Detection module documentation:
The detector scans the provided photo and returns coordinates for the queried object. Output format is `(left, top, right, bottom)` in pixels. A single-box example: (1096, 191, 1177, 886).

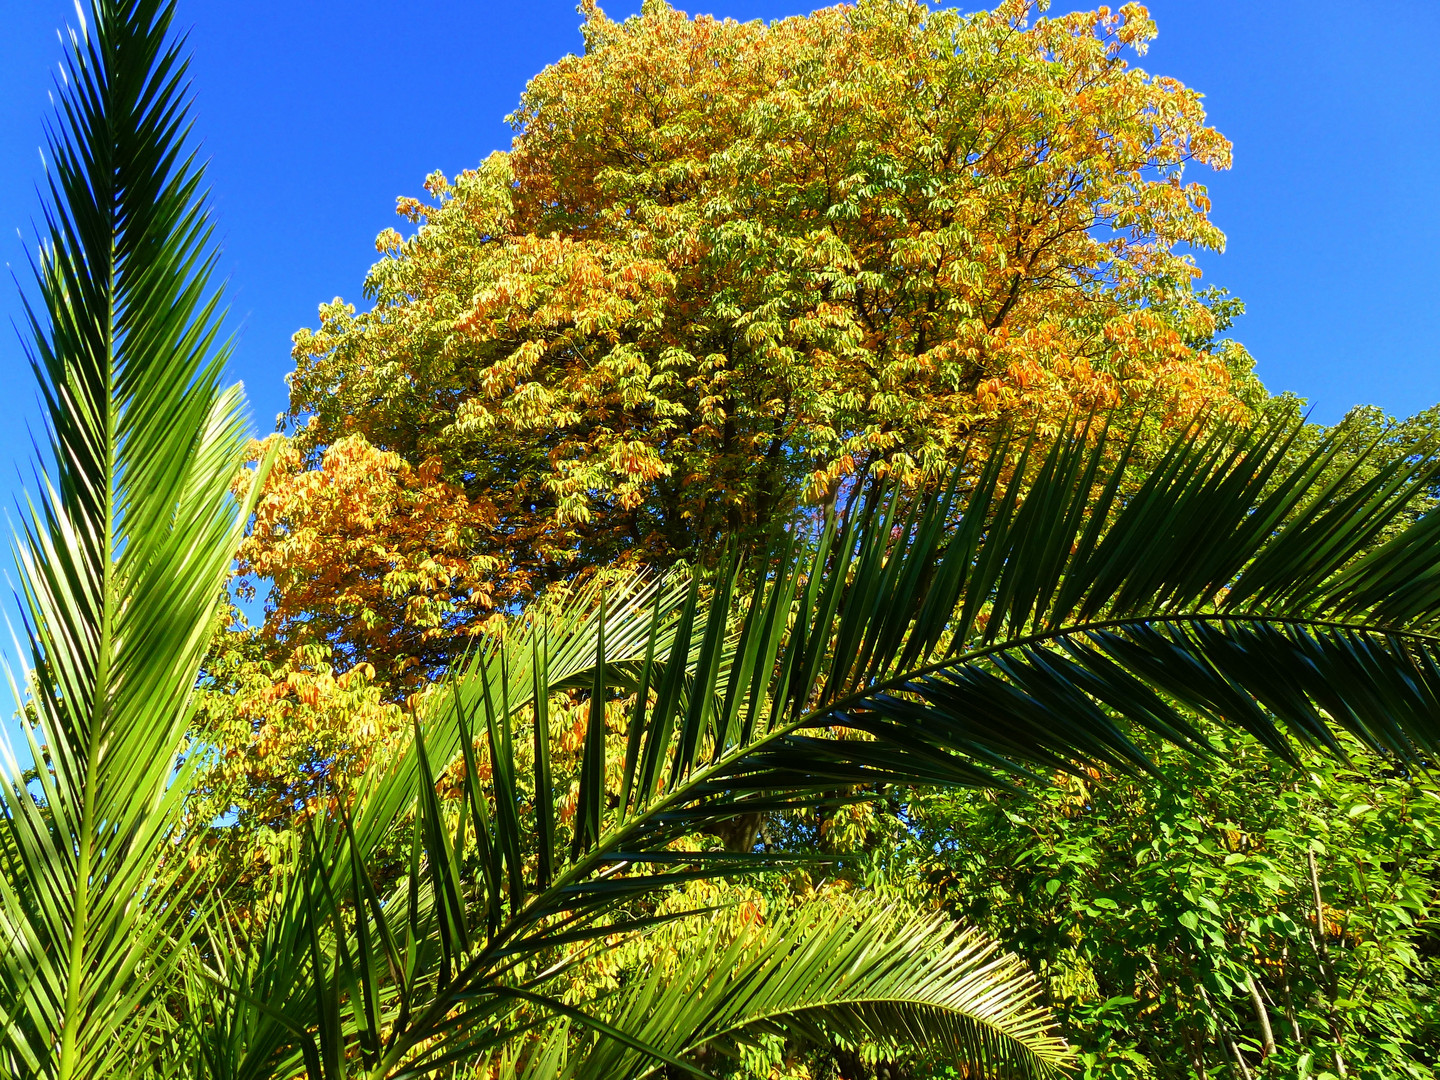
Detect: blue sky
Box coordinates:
(1, 0, 1437, 481)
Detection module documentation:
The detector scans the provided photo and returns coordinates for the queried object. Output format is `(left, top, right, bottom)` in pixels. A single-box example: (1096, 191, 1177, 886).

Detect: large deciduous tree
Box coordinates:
(238, 0, 1256, 706)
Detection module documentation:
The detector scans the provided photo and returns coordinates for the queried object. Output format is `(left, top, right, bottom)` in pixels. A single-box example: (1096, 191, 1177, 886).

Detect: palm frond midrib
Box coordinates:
(826, 609, 1440, 713)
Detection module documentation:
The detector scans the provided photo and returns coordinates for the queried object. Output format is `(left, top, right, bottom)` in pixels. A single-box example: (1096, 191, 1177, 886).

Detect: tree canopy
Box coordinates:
(247, 0, 1257, 699)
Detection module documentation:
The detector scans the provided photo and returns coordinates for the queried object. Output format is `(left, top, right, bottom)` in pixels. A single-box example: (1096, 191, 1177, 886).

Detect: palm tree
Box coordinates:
(0, 1, 272, 1076)
(8, 3, 1440, 1079)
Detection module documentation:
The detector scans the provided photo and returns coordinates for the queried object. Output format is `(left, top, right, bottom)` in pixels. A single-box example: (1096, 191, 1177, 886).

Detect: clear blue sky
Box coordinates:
(1, 0, 1437, 475)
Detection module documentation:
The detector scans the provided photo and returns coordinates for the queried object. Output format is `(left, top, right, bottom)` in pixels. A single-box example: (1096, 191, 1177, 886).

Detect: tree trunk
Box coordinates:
(1308, 849, 1349, 1078)
(709, 813, 764, 853)
(1245, 972, 1277, 1058)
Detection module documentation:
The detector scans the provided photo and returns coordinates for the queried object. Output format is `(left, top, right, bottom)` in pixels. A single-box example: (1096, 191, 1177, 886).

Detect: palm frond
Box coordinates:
(563, 904, 1067, 1080)
(347, 570, 693, 860)
(244, 410, 1440, 1078)
(0, 2, 266, 1076)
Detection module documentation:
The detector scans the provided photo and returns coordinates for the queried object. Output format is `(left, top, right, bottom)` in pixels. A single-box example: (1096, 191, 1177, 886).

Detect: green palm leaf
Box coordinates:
(0, 2, 267, 1077)
(562, 904, 1067, 1080)
(239, 410, 1440, 1078)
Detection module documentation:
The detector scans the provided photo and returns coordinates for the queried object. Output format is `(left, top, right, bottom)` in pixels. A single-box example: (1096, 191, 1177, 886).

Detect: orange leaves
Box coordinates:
(236, 433, 503, 690)
(374, 227, 403, 254)
(455, 233, 673, 345)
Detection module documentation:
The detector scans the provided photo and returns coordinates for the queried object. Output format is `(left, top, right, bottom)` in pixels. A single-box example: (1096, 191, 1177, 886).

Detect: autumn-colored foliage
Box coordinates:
(282, 0, 1251, 609)
(208, 0, 1260, 832)
(240, 435, 506, 682)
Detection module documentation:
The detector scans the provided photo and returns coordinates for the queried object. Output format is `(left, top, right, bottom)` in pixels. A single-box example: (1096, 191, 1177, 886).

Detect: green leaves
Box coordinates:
(906, 729, 1440, 1076)
(775, 411, 1440, 782)
(0, 2, 266, 1076)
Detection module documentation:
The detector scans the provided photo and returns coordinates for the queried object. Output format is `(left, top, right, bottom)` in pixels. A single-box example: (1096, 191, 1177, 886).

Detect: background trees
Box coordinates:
(907, 731, 1440, 1077)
